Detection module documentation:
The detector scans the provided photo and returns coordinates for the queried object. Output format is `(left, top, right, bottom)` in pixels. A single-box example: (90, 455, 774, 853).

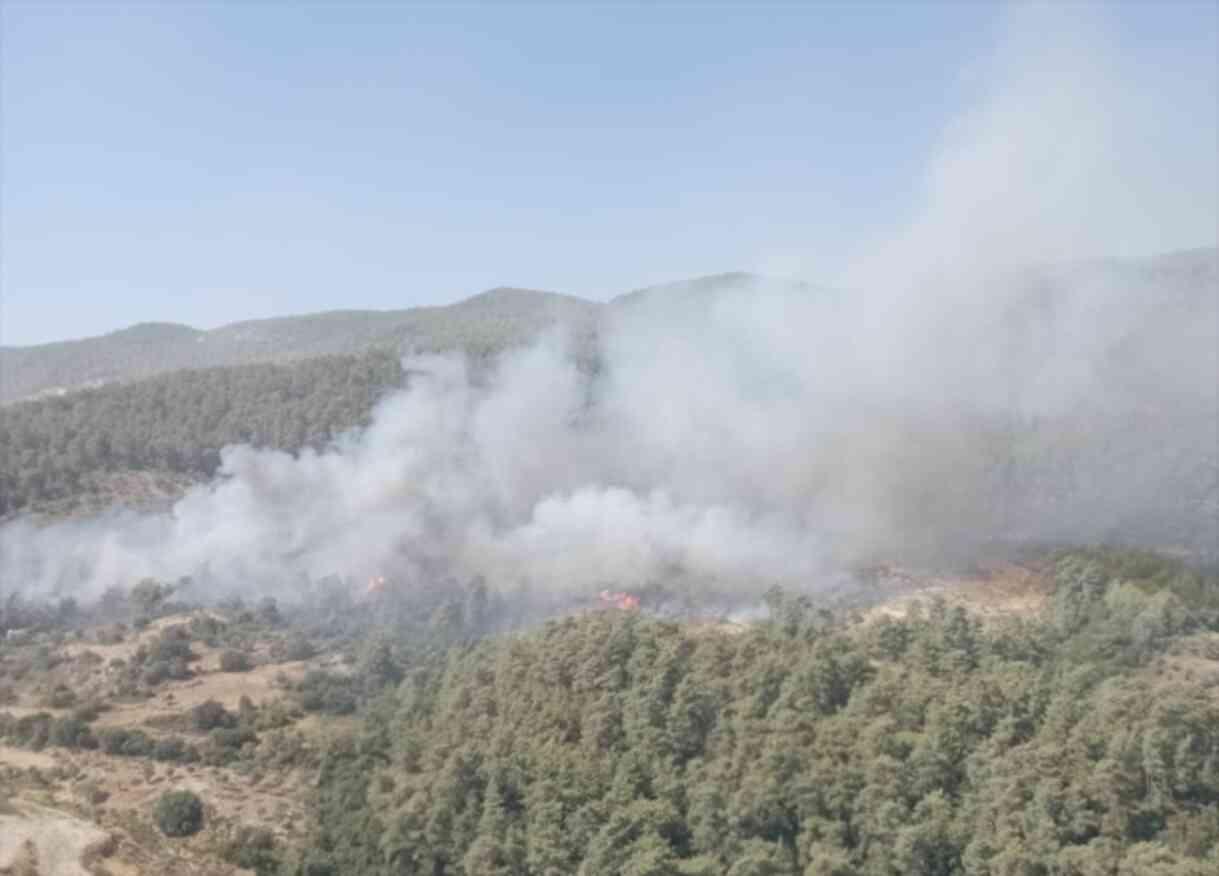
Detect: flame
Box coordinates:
(598, 589, 640, 611)
(366, 575, 388, 596)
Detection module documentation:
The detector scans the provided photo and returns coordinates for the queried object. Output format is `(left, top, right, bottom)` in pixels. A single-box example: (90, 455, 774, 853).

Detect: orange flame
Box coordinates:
(598, 590, 640, 611)
(366, 575, 388, 596)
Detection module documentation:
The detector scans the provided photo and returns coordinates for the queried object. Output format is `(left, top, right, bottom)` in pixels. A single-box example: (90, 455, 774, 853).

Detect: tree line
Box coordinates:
(0, 349, 403, 516)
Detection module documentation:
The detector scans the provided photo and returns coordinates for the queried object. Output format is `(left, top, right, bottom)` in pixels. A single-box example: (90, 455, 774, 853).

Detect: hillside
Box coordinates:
(6, 249, 1212, 407)
(2, 251, 1215, 558)
(0, 350, 404, 519)
(0, 287, 598, 404)
(0, 549, 1216, 874)
(299, 553, 1219, 876)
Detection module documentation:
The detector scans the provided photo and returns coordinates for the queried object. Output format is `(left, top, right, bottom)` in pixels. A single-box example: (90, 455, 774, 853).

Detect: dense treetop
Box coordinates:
(0, 349, 404, 517)
(282, 550, 1219, 875)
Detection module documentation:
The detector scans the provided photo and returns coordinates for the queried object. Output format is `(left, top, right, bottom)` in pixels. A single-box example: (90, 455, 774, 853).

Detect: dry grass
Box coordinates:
(0, 746, 58, 771)
(0, 801, 110, 876)
(861, 562, 1052, 624)
(0, 612, 327, 874)
(91, 659, 307, 732)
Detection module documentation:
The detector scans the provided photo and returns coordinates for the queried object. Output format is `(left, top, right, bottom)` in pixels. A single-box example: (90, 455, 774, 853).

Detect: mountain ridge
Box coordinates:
(2, 250, 1213, 404)
(0, 286, 601, 404)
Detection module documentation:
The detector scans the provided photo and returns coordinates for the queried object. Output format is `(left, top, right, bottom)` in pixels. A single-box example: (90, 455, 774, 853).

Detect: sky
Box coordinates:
(1, 1, 1215, 347)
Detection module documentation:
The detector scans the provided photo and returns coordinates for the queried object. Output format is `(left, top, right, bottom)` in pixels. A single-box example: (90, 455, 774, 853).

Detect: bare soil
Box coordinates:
(863, 561, 1052, 623)
(0, 801, 109, 876)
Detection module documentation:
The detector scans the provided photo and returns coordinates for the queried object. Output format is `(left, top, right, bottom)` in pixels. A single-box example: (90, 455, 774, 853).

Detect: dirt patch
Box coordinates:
(1153, 635, 1219, 701)
(864, 562, 1052, 624)
(685, 619, 749, 637)
(60, 612, 226, 665)
(0, 745, 58, 771)
(92, 660, 308, 731)
(2, 745, 309, 873)
(0, 801, 109, 876)
(0, 612, 330, 873)
(63, 749, 311, 842)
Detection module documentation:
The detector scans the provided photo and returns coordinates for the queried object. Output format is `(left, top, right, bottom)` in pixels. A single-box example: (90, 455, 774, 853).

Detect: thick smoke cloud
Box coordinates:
(1, 3, 1215, 603)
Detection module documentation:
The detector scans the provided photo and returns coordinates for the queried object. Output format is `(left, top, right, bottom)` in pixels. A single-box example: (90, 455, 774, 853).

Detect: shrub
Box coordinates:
(191, 699, 236, 731)
(49, 716, 96, 750)
(204, 726, 257, 766)
(142, 661, 170, 686)
(275, 636, 316, 662)
(298, 671, 357, 715)
(219, 650, 252, 673)
(154, 789, 204, 837)
(222, 827, 279, 876)
(77, 649, 104, 666)
(71, 702, 104, 723)
(13, 712, 52, 750)
(98, 727, 154, 757)
(152, 736, 197, 763)
(189, 615, 225, 644)
(41, 684, 77, 709)
(80, 782, 110, 806)
(149, 634, 193, 665)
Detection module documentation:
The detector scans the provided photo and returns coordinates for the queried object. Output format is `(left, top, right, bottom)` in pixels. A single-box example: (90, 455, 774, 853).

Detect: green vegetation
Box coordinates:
(0, 285, 595, 404)
(2, 547, 1215, 874)
(221, 826, 281, 876)
(154, 789, 205, 838)
(286, 551, 1219, 875)
(220, 648, 253, 672)
(0, 350, 403, 516)
(191, 699, 237, 732)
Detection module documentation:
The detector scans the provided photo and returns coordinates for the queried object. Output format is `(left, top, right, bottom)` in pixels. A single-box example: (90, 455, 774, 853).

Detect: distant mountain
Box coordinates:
(0, 287, 598, 404)
(3, 251, 1213, 404)
(610, 271, 771, 309)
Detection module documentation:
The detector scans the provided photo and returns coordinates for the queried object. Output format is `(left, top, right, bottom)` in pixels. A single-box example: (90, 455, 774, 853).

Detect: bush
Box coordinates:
(222, 827, 279, 876)
(98, 727, 154, 757)
(189, 615, 225, 644)
(149, 634, 193, 665)
(71, 701, 105, 723)
(298, 671, 357, 715)
(49, 716, 96, 750)
(13, 712, 52, 750)
(191, 699, 236, 731)
(219, 649, 252, 673)
(152, 736, 198, 763)
(42, 684, 77, 709)
(154, 789, 204, 837)
(80, 782, 110, 806)
(142, 661, 171, 686)
(267, 634, 317, 663)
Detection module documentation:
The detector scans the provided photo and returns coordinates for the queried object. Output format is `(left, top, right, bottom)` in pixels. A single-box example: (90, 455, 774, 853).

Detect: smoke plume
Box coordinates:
(1, 3, 1215, 604)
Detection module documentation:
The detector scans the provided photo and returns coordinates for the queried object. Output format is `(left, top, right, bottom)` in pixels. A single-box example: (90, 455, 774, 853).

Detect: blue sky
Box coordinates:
(2, 1, 1215, 346)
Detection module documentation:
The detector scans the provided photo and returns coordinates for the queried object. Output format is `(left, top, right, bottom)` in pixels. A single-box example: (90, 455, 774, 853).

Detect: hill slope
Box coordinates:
(7, 249, 1211, 405)
(0, 287, 598, 404)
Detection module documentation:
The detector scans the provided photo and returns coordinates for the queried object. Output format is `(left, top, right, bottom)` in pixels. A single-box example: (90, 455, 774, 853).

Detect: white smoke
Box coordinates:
(1, 3, 1215, 602)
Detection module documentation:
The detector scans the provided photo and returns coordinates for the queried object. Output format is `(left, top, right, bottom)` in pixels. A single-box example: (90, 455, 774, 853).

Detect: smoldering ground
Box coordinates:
(1, 3, 1215, 607)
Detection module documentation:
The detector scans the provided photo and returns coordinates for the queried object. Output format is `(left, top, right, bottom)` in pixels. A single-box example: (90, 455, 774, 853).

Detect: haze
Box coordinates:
(1, 1, 1216, 602)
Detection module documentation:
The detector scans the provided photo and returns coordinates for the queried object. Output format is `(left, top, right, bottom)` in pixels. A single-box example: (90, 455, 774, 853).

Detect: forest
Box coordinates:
(0, 349, 404, 517)
(2, 539, 1216, 874)
(270, 550, 1219, 876)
